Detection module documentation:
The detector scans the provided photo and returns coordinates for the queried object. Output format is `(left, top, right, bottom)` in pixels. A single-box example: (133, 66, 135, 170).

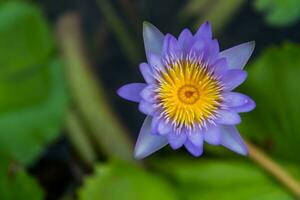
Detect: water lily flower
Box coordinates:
(118, 21, 255, 159)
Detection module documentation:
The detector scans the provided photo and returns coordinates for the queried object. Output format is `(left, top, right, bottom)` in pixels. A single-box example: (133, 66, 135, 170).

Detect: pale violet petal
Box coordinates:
(222, 92, 256, 113)
(219, 41, 255, 69)
(157, 119, 172, 135)
(143, 22, 165, 60)
(134, 116, 168, 159)
(148, 53, 165, 72)
(184, 140, 203, 157)
(139, 63, 155, 83)
(234, 98, 256, 113)
(178, 28, 193, 55)
(216, 110, 241, 125)
(221, 70, 247, 91)
(204, 125, 222, 145)
(117, 83, 146, 102)
(220, 125, 248, 155)
(187, 130, 204, 147)
(195, 21, 212, 39)
(140, 84, 156, 103)
(139, 100, 155, 115)
(168, 133, 187, 149)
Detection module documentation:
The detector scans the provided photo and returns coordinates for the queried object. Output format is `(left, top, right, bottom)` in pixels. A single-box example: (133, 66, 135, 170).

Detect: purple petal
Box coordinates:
(163, 34, 182, 58)
(157, 119, 172, 135)
(148, 53, 165, 72)
(139, 63, 155, 83)
(189, 38, 205, 56)
(187, 130, 204, 147)
(140, 85, 156, 103)
(168, 132, 187, 149)
(139, 100, 155, 115)
(143, 22, 165, 60)
(216, 110, 241, 125)
(134, 116, 168, 159)
(151, 113, 160, 134)
(222, 92, 255, 112)
(220, 125, 248, 155)
(212, 58, 228, 76)
(234, 98, 256, 113)
(184, 140, 203, 157)
(178, 28, 194, 55)
(195, 21, 212, 39)
(221, 70, 247, 91)
(204, 39, 219, 64)
(204, 125, 221, 145)
(219, 41, 255, 69)
(117, 83, 146, 102)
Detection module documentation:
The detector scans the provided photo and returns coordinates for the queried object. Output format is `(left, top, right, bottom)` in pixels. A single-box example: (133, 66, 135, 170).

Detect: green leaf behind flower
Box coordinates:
(0, 1, 68, 166)
(0, 59, 68, 165)
(0, 1, 54, 79)
(254, 0, 300, 26)
(239, 42, 300, 163)
(78, 160, 178, 200)
(151, 158, 294, 200)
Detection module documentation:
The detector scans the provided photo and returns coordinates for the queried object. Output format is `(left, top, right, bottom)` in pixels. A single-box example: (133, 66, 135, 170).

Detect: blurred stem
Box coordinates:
(56, 13, 135, 163)
(247, 141, 300, 198)
(65, 109, 97, 166)
(96, 0, 141, 65)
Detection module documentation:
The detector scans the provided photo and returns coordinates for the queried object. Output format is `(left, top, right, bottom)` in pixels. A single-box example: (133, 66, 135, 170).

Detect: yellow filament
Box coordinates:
(157, 60, 222, 128)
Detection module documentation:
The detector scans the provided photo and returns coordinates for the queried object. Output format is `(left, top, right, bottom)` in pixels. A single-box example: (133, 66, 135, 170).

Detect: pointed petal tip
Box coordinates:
(220, 41, 256, 70)
(133, 148, 147, 160)
(196, 21, 212, 39)
(203, 20, 211, 26)
(184, 140, 204, 157)
(143, 21, 164, 59)
(220, 125, 248, 156)
(246, 40, 255, 54)
(240, 147, 249, 156)
(143, 21, 162, 35)
(117, 83, 146, 102)
(143, 21, 152, 29)
(134, 117, 168, 159)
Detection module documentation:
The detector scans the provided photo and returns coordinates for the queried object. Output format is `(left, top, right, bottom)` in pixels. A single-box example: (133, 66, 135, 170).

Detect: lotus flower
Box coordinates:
(118, 21, 255, 159)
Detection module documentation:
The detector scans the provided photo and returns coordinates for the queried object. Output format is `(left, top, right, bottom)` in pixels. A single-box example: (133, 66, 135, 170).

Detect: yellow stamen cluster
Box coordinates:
(157, 59, 222, 129)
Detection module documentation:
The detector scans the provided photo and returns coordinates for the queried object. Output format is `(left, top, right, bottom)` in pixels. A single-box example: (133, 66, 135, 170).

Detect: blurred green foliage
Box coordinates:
(240, 43, 300, 163)
(0, 1, 53, 80)
(0, 59, 68, 165)
(0, 158, 44, 200)
(254, 0, 300, 26)
(78, 158, 296, 200)
(0, 1, 68, 166)
(78, 160, 177, 200)
(153, 158, 294, 200)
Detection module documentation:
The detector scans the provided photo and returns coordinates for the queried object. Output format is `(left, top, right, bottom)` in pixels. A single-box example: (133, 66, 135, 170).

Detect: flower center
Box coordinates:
(156, 59, 222, 129)
(178, 85, 199, 104)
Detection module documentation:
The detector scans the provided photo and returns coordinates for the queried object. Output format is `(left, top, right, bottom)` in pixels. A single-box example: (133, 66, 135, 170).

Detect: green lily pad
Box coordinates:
(0, 1, 68, 166)
(151, 158, 294, 200)
(0, 1, 54, 78)
(78, 160, 178, 200)
(0, 59, 68, 165)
